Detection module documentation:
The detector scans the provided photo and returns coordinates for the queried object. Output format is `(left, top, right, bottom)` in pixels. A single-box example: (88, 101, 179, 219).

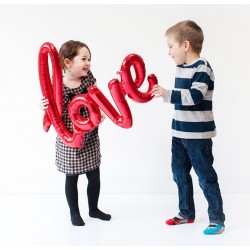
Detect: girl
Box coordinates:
(40, 40, 111, 226)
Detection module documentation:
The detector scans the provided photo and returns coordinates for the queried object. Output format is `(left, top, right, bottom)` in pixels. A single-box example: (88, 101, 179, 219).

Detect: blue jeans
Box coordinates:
(171, 137, 225, 226)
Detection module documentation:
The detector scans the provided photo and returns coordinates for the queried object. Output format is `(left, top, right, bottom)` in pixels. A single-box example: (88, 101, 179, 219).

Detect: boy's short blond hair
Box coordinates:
(165, 20, 204, 54)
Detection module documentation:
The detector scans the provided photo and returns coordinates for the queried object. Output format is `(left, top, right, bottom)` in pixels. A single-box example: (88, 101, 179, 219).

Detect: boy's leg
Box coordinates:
(168, 137, 195, 224)
(187, 139, 225, 233)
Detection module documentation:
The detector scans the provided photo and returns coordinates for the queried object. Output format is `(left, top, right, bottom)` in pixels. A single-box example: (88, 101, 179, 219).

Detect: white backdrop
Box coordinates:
(0, 4, 250, 195)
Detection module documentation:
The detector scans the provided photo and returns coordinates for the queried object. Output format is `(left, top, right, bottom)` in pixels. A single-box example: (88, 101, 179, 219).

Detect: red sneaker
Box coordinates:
(166, 216, 195, 225)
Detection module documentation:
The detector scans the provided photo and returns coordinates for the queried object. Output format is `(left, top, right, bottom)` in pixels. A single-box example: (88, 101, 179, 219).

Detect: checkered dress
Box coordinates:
(55, 71, 101, 175)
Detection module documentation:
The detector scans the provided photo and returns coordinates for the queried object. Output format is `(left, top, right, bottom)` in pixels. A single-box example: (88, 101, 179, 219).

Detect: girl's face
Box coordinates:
(167, 36, 187, 65)
(67, 47, 91, 77)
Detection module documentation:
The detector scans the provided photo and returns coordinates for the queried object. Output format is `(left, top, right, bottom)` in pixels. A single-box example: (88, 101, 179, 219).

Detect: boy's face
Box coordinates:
(167, 36, 187, 65)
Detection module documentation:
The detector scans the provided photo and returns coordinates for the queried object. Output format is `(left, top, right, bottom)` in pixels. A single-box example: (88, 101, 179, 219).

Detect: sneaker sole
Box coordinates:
(166, 219, 194, 225)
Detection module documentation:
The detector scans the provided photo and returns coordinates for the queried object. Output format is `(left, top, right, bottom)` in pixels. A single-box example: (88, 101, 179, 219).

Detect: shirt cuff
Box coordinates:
(163, 89, 172, 103)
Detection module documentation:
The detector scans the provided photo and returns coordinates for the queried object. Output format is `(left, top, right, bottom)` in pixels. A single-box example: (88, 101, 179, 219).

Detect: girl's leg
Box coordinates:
(65, 174, 85, 226)
(86, 168, 111, 221)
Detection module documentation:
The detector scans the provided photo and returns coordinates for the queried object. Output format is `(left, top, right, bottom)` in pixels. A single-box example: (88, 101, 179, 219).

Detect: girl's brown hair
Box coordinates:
(59, 40, 91, 72)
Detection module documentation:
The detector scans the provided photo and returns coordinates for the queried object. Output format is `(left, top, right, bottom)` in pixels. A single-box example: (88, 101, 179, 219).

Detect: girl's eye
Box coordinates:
(82, 58, 91, 62)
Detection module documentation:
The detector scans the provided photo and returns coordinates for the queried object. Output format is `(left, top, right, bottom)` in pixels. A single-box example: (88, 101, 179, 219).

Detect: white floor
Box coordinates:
(0, 193, 249, 248)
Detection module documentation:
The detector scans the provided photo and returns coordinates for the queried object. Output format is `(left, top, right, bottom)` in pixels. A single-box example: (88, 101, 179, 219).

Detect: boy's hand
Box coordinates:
(39, 97, 49, 111)
(150, 85, 166, 98)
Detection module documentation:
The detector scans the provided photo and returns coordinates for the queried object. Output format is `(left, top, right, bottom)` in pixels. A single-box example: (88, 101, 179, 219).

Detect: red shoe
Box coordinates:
(166, 216, 194, 225)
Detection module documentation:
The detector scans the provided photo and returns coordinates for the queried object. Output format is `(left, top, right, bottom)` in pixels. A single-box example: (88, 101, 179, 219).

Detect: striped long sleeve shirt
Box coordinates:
(163, 58, 216, 139)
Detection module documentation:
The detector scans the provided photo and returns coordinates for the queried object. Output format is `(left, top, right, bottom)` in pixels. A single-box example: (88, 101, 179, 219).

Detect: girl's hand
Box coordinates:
(39, 96, 49, 111)
(150, 85, 166, 98)
(100, 111, 106, 123)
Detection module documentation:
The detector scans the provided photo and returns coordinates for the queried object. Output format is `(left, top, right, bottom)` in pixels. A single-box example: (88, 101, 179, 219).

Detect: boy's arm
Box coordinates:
(151, 64, 210, 106)
(174, 64, 210, 106)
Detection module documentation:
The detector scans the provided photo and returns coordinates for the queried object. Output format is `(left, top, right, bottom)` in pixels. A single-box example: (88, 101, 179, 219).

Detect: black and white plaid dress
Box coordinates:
(55, 71, 101, 175)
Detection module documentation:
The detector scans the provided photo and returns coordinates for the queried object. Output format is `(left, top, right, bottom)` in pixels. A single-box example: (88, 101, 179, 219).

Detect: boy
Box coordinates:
(151, 20, 225, 235)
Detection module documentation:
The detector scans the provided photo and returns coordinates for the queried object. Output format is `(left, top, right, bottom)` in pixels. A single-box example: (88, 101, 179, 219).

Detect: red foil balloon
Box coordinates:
(38, 42, 158, 148)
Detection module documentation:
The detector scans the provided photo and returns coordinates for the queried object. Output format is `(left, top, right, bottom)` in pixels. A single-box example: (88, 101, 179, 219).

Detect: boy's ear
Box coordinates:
(184, 41, 191, 52)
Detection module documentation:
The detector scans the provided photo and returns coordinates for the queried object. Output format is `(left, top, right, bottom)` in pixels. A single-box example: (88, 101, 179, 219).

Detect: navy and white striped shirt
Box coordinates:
(163, 58, 216, 139)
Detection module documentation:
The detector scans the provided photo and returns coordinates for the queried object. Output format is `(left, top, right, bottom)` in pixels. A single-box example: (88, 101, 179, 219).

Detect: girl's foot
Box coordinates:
(71, 213, 85, 226)
(89, 209, 111, 221)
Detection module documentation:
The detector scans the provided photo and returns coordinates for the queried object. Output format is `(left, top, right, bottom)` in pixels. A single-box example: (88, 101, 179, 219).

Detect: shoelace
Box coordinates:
(207, 224, 217, 228)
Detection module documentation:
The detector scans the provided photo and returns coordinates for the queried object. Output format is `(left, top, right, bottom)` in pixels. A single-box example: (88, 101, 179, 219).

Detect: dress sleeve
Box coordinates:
(87, 70, 96, 85)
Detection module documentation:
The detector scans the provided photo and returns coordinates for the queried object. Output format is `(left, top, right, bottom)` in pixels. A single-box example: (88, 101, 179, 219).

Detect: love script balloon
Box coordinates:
(38, 42, 158, 148)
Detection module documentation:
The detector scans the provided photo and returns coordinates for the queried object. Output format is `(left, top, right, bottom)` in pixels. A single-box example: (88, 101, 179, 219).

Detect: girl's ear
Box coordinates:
(64, 58, 71, 69)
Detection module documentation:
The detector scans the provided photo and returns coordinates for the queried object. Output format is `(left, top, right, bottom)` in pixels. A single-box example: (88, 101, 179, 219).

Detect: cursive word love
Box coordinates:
(38, 42, 158, 148)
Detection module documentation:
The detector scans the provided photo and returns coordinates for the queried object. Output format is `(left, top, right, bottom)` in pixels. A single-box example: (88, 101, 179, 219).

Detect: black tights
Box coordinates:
(65, 167, 100, 216)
